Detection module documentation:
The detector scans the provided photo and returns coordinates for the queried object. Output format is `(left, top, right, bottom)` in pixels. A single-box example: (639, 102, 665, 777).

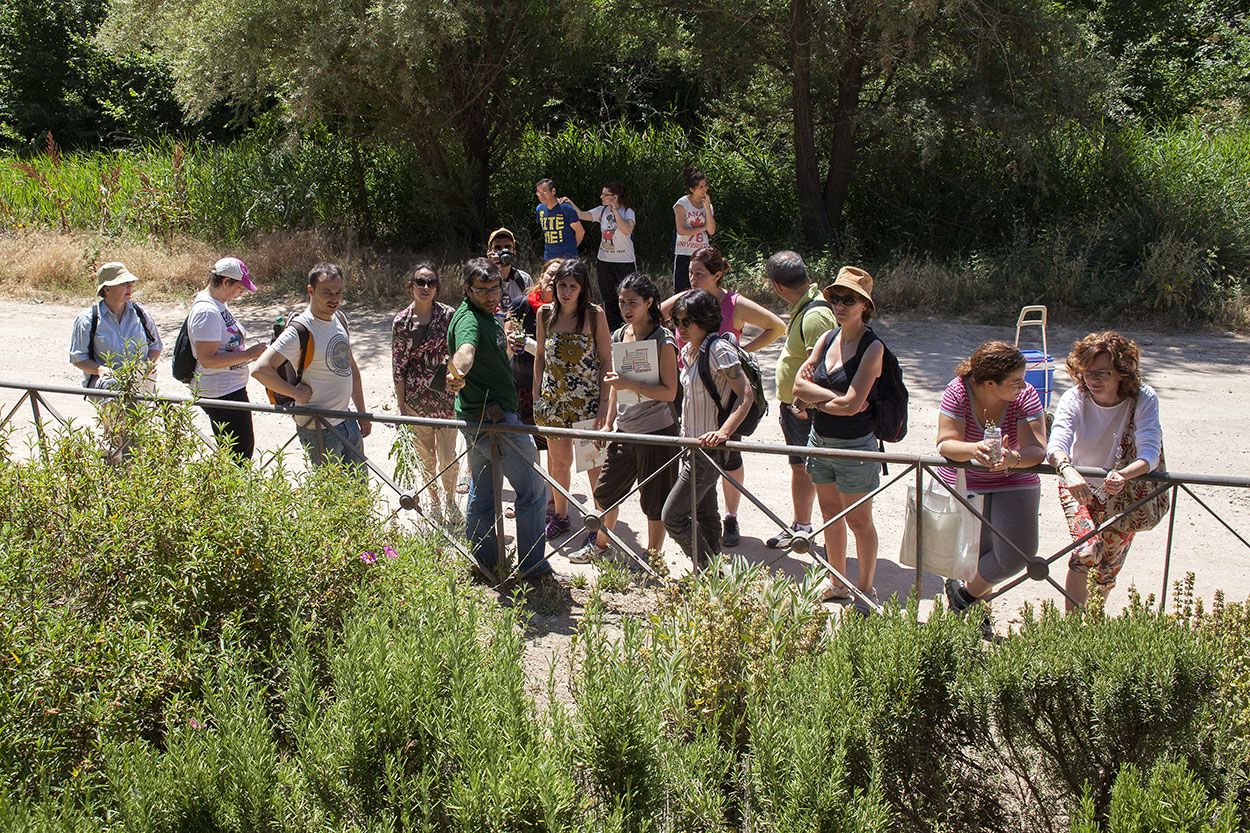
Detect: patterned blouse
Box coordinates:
(391, 301, 456, 419)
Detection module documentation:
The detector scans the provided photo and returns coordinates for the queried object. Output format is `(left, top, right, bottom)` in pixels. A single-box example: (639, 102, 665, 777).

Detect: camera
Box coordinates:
(496, 247, 514, 266)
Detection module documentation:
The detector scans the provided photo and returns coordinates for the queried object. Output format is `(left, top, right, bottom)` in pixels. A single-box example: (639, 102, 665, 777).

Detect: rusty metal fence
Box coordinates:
(3, 378, 1248, 612)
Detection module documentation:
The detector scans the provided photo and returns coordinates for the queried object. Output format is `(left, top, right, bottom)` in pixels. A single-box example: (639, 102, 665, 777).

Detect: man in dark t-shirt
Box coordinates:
(534, 177, 583, 260)
(447, 258, 551, 580)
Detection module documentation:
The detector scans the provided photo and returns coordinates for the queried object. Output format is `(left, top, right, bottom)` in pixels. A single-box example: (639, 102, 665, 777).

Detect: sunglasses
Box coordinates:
(828, 293, 861, 307)
(410, 278, 439, 289)
(672, 316, 696, 328)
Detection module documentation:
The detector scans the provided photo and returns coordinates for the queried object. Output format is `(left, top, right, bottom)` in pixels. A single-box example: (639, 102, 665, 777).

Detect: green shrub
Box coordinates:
(0, 387, 418, 794)
(1071, 760, 1241, 833)
(978, 601, 1220, 826)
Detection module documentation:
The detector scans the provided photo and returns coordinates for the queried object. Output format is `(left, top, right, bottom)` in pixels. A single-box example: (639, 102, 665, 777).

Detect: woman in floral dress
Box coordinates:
(533, 259, 612, 540)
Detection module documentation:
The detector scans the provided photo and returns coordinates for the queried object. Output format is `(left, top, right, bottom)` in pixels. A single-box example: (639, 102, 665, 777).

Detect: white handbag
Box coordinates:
(900, 468, 982, 581)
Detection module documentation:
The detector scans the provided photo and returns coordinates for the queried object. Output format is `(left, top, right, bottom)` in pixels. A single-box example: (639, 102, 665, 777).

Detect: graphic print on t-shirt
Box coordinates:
(220, 308, 246, 369)
(325, 333, 351, 377)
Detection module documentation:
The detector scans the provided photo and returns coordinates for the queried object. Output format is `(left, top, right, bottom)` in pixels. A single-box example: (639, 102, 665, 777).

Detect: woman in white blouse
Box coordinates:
(1047, 331, 1163, 611)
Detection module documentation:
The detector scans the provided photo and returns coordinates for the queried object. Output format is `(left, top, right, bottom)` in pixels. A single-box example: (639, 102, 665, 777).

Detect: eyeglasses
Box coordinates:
(469, 283, 502, 296)
(1083, 370, 1121, 381)
(672, 316, 695, 328)
(410, 278, 438, 289)
(828, 294, 861, 307)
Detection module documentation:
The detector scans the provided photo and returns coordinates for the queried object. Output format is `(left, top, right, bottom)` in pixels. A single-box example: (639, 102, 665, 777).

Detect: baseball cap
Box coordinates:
(211, 257, 257, 292)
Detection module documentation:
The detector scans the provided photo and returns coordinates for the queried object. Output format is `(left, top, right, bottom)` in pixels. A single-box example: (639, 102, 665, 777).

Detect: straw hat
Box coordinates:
(822, 265, 874, 308)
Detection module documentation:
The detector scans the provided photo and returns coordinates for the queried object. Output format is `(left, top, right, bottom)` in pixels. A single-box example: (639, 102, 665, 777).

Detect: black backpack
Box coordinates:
(171, 302, 227, 385)
(696, 333, 768, 437)
(867, 328, 908, 443)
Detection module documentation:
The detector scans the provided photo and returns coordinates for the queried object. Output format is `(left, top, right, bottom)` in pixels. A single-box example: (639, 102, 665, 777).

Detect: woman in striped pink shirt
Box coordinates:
(936, 342, 1048, 622)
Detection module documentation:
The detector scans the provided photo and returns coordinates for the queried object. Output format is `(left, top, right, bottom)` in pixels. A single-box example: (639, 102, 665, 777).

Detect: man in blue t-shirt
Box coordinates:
(534, 178, 584, 260)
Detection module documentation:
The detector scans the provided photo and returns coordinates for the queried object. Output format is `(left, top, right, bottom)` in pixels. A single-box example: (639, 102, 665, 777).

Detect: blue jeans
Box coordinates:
(461, 411, 551, 577)
(297, 419, 365, 475)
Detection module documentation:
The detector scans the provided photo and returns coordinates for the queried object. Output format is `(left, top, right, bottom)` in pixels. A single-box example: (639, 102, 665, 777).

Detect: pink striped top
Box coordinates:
(937, 376, 1045, 492)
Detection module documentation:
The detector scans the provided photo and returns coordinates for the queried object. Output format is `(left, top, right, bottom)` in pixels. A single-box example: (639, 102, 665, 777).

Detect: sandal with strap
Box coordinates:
(818, 578, 853, 603)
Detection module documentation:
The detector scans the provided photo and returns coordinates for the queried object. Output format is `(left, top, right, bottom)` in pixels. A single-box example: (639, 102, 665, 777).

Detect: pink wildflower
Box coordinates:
(383, 545, 399, 560)
(360, 551, 378, 565)
(188, 717, 205, 730)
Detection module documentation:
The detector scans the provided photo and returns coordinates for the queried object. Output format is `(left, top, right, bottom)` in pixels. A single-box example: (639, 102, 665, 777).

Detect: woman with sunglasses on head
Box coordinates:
(937, 341, 1048, 626)
(660, 245, 784, 547)
(1047, 331, 1163, 612)
(559, 183, 636, 332)
(392, 261, 459, 517)
(791, 267, 884, 602)
(533, 258, 613, 541)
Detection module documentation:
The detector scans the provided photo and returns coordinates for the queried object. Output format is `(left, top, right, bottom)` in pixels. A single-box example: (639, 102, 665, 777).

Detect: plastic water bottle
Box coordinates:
(272, 314, 286, 341)
(983, 422, 1003, 466)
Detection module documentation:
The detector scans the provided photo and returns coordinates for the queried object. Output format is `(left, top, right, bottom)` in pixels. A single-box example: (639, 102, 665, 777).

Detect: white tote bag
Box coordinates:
(900, 468, 982, 581)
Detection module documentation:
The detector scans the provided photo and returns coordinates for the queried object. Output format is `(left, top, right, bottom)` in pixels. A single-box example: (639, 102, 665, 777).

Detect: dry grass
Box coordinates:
(0, 229, 460, 307)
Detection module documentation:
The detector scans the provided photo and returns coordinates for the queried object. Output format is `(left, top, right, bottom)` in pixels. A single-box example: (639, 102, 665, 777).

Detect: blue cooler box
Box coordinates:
(1021, 349, 1054, 409)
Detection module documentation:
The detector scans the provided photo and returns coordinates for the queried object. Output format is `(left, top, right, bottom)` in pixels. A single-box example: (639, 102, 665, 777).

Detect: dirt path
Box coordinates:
(3, 296, 1248, 646)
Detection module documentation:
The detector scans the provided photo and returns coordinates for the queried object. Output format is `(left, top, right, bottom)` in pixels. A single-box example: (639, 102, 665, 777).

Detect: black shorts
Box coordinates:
(780, 404, 815, 465)
(593, 424, 681, 520)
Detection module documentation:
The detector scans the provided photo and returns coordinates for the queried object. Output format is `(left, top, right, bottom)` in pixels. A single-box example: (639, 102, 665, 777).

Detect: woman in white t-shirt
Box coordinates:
(1047, 331, 1164, 612)
(560, 182, 636, 332)
(672, 166, 716, 294)
(188, 257, 267, 460)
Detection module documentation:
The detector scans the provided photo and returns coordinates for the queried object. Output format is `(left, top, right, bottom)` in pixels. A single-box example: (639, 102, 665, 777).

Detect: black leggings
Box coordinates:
(596, 259, 634, 332)
(201, 386, 256, 461)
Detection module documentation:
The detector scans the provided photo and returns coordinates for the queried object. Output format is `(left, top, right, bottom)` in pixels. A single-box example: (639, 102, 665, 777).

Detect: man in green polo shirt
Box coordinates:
(768, 250, 836, 549)
(447, 258, 551, 580)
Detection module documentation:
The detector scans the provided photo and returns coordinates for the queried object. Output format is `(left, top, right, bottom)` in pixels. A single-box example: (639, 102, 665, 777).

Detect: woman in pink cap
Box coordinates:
(187, 257, 267, 460)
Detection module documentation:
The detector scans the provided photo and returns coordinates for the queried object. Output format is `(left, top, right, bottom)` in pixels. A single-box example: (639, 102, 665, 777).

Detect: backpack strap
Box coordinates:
(291, 321, 313, 385)
(696, 334, 733, 421)
(88, 305, 99, 364)
(133, 303, 157, 346)
(789, 297, 831, 339)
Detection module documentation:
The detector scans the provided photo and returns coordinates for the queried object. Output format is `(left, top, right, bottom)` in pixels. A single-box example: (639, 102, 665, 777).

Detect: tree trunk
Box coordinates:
(822, 17, 866, 233)
(790, 0, 836, 248)
(348, 139, 375, 242)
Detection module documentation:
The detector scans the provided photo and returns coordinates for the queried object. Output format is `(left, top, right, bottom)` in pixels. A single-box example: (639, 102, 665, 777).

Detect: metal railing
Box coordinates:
(2, 378, 1248, 612)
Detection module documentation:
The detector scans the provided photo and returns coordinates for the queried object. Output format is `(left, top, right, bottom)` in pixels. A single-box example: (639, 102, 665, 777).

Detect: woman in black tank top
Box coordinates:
(792, 267, 885, 604)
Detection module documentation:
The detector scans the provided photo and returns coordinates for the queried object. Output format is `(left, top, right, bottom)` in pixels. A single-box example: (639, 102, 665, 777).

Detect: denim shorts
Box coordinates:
(804, 431, 880, 494)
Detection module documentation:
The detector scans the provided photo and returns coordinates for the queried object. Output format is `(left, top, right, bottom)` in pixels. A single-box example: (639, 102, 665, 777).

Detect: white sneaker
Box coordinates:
(568, 541, 606, 565)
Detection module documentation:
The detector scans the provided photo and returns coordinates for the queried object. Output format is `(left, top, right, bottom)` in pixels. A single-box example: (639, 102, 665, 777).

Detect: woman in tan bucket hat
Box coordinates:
(792, 266, 884, 604)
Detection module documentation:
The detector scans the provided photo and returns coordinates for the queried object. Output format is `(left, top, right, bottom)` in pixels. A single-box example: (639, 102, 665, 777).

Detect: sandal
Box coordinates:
(818, 578, 853, 603)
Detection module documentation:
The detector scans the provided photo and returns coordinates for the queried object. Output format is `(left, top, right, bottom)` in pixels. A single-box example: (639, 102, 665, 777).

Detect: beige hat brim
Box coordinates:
(96, 270, 138, 296)
(822, 278, 874, 307)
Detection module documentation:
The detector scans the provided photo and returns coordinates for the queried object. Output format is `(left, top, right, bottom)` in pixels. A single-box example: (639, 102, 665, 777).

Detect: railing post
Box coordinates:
(914, 463, 924, 601)
(29, 391, 50, 465)
(1160, 483, 1180, 611)
(489, 429, 508, 578)
(313, 417, 326, 462)
(690, 448, 698, 570)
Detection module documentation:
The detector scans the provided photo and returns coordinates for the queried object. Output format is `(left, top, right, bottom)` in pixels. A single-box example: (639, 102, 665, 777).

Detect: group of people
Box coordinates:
(68, 175, 1165, 611)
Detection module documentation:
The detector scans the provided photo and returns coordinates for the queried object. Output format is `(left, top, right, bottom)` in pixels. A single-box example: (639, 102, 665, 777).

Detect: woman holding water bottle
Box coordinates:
(1047, 331, 1163, 611)
(935, 341, 1048, 627)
